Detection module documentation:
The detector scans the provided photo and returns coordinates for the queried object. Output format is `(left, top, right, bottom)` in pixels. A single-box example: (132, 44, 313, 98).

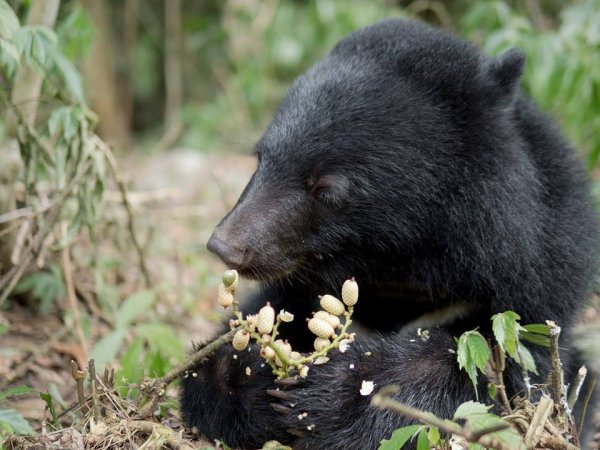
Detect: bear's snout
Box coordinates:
(206, 231, 246, 269)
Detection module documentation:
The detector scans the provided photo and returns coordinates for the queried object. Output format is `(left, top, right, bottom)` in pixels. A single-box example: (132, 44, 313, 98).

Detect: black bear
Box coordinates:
(181, 18, 599, 449)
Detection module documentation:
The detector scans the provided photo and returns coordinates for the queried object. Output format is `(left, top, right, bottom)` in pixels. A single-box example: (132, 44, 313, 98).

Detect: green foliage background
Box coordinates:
(1, 0, 599, 444)
(166, 0, 600, 171)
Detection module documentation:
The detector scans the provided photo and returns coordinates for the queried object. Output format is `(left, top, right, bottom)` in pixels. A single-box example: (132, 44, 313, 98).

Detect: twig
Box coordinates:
(371, 385, 512, 450)
(137, 326, 240, 418)
(95, 137, 151, 288)
(88, 359, 100, 421)
(0, 159, 93, 305)
(123, 420, 195, 450)
(492, 345, 513, 414)
(567, 365, 587, 410)
(0, 256, 31, 305)
(0, 218, 23, 240)
(35, 231, 54, 268)
(539, 434, 580, 450)
(10, 219, 30, 264)
(70, 360, 88, 414)
(0, 206, 34, 224)
(547, 320, 565, 408)
(62, 222, 89, 359)
(524, 395, 553, 448)
(577, 372, 596, 437)
(74, 277, 113, 327)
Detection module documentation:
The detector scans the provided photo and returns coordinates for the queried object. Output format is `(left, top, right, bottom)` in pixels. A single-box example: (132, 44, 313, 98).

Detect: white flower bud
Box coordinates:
(260, 346, 276, 360)
(308, 318, 335, 338)
(341, 279, 359, 306)
(320, 294, 345, 316)
(217, 283, 234, 307)
(313, 337, 330, 352)
(232, 329, 250, 351)
(257, 304, 275, 334)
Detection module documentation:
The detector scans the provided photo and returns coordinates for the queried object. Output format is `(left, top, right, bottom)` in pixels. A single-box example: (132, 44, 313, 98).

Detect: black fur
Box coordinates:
(181, 19, 599, 449)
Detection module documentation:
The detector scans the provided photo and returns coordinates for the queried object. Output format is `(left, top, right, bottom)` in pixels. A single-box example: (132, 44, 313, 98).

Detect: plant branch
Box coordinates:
(0, 157, 93, 305)
(95, 137, 151, 287)
(371, 385, 512, 450)
(567, 365, 587, 410)
(61, 222, 89, 359)
(137, 326, 241, 418)
(547, 320, 565, 408)
(524, 395, 553, 448)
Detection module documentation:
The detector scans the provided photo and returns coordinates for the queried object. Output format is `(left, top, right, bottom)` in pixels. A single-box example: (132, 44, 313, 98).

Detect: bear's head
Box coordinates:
(207, 19, 527, 291)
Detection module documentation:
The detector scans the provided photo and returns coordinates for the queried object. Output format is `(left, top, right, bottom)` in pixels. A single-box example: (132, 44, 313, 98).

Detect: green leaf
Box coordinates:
(492, 311, 520, 359)
(453, 401, 491, 419)
(466, 332, 490, 372)
(39, 392, 57, 423)
(521, 324, 550, 335)
(465, 413, 525, 449)
(117, 336, 146, 397)
(90, 329, 127, 371)
(519, 324, 550, 347)
(488, 383, 497, 401)
(136, 323, 184, 363)
(14, 267, 65, 314)
(53, 50, 85, 102)
(427, 426, 440, 445)
(0, 0, 19, 41)
(116, 290, 157, 329)
(48, 106, 79, 141)
(47, 384, 66, 409)
(456, 330, 490, 399)
(519, 330, 550, 347)
(0, 386, 36, 402)
(0, 38, 19, 64)
(378, 425, 422, 450)
(467, 444, 486, 450)
(517, 343, 538, 375)
(0, 409, 34, 435)
(14, 26, 57, 69)
(416, 428, 429, 450)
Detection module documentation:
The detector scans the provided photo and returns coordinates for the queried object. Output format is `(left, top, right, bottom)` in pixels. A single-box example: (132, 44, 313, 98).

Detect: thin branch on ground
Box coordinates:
(567, 365, 587, 410)
(137, 326, 240, 418)
(577, 372, 596, 437)
(524, 395, 554, 448)
(62, 222, 89, 359)
(95, 136, 152, 288)
(371, 385, 512, 450)
(0, 158, 93, 305)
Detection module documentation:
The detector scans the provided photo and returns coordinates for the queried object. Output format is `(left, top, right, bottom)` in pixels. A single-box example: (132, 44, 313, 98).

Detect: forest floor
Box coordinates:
(1, 149, 257, 449)
(1, 149, 600, 449)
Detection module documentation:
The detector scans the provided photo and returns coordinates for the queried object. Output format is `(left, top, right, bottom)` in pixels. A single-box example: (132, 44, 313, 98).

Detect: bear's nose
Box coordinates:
(207, 233, 245, 268)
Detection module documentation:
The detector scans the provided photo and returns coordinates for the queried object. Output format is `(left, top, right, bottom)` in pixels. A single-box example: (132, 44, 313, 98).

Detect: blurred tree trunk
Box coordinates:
(1, 0, 61, 274)
(154, 0, 183, 152)
(82, 0, 133, 150)
(122, 0, 139, 128)
(164, 0, 182, 123)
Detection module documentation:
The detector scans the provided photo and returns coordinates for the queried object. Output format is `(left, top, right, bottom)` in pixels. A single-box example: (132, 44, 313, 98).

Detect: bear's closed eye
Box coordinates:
(309, 174, 349, 207)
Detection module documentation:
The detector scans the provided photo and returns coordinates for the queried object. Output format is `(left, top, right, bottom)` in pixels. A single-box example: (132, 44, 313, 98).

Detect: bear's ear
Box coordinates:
(481, 48, 525, 100)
